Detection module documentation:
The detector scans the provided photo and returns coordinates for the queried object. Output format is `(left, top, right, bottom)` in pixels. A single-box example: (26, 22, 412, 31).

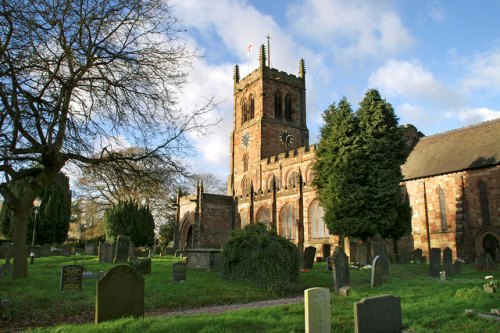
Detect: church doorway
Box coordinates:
(483, 234, 499, 261)
(185, 225, 193, 250)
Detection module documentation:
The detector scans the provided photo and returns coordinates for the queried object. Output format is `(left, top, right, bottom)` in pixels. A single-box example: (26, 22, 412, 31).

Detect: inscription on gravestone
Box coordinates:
(60, 265, 83, 291)
(304, 287, 330, 333)
(95, 265, 144, 323)
(429, 248, 441, 278)
(332, 247, 350, 293)
(303, 246, 316, 270)
(173, 262, 187, 282)
(354, 295, 402, 333)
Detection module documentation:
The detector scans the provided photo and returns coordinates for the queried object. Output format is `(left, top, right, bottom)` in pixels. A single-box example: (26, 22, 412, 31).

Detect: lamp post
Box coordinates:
(30, 197, 42, 265)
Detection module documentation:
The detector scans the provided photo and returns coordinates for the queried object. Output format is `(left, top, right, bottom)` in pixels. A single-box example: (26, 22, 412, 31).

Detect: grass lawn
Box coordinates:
(1, 255, 499, 332)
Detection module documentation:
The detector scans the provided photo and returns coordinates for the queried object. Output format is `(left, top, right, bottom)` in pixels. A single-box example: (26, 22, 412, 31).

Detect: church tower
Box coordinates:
(229, 45, 309, 197)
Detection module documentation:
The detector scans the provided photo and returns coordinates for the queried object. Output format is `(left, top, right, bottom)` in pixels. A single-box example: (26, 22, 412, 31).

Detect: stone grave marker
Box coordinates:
(304, 287, 330, 333)
(443, 247, 454, 275)
(354, 295, 402, 333)
(326, 257, 332, 271)
(40, 244, 51, 257)
(303, 246, 316, 270)
(61, 244, 71, 256)
(414, 248, 423, 264)
(495, 248, 500, 263)
(51, 248, 61, 256)
(128, 242, 136, 258)
(173, 262, 187, 282)
(453, 260, 462, 274)
(113, 235, 130, 263)
(371, 255, 384, 287)
(85, 243, 95, 255)
(60, 265, 83, 291)
(331, 247, 350, 293)
(485, 254, 495, 270)
(357, 243, 368, 266)
(129, 258, 151, 275)
(98, 242, 114, 264)
(95, 265, 144, 323)
(429, 248, 441, 278)
(475, 252, 487, 271)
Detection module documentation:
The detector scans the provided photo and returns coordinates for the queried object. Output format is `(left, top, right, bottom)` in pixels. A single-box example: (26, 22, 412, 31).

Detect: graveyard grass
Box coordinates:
(1, 257, 498, 333)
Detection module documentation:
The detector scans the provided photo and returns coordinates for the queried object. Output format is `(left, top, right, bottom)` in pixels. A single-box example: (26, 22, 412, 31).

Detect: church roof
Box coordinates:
(402, 118, 500, 180)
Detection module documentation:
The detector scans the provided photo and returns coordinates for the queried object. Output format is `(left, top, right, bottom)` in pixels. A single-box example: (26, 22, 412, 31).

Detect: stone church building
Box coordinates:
(175, 45, 499, 263)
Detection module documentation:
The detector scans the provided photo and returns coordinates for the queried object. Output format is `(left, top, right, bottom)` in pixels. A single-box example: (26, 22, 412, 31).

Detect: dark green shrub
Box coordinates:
(103, 201, 154, 246)
(221, 223, 300, 295)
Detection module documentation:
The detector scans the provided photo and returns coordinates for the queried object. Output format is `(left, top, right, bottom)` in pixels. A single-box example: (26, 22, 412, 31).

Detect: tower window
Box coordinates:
(243, 153, 249, 172)
(249, 94, 255, 119)
(285, 95, 292, 121)
(242, 99, 248, 124)
(274, 92, 282, 119)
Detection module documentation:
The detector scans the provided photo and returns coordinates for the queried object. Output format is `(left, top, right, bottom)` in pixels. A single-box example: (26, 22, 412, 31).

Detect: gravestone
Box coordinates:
(357, 243, 368, 266)
(98, 242, 114, 264)
(113, 235, 130, 263)
(61, 244, 71, 256)
(429, 248, 441, 278)
(128, 242, 136, 258)
(371, 255, 384, 287)
(443, 247, 454, 275)
(414, 248, 423, 264)
(303, 246, 316, 270)
(95, 265, 144, 323)
(85, 243, 94, 255)
(398, 254, 410, 264)
(173, 262, 187, 282)
(51, 248, 61, 256)
(495, 248, 500, 263)
(129, 258, 151, 275)
(453, 260, 462, 274)
(60, 265, 83, 291)
(485, 254, 495, 270)
(40, 244, 51, 257)
(475, 252, 487, 271)
(331, 247, 350, 293)
(349, 241, 358, 263)
(326, 257, 332, 271)
(304, 287, 330, 333)
(354, 295, 402, 333)
(372, 241, 389, 274)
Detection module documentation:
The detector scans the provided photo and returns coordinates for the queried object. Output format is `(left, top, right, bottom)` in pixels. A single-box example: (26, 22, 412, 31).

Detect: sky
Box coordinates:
(170, 0, 500, 180)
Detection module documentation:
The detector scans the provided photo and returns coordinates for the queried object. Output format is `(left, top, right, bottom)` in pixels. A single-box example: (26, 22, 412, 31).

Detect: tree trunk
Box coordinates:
(393, 238, 399, 264)
(12, 209, 29, 278)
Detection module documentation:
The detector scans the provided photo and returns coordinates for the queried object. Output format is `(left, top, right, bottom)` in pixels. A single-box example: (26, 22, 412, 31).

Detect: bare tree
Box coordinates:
(0, 0, 217, 278)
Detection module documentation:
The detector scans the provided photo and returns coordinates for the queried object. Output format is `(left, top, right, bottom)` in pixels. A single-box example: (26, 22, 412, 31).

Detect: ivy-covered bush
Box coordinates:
(221, 223, 300, 295)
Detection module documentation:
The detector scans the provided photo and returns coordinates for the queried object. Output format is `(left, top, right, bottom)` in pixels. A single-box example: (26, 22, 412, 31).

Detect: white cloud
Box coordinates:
(427, 0, 447, 23)
(462, 49, 500, 93)
(369, 59, 463, 107)
(287, 0, 415, 59)
(446, 107, 500, 124)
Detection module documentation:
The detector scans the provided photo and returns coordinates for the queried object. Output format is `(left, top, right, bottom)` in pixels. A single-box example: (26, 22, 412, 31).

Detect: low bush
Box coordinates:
(221, 223, 300, 295)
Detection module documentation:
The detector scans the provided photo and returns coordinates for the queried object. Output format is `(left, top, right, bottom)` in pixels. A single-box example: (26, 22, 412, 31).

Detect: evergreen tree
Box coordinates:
(104, 201, 155, 246)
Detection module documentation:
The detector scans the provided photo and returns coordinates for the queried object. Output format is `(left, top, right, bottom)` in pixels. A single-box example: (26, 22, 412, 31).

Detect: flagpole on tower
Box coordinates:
(267, 32, 271, 68)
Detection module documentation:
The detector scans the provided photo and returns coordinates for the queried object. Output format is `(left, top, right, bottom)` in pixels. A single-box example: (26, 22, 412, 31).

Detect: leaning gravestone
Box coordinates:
(304, 287, 330, 333)
(371, 255, 384, 287)
(303, 246, 316, 270)
(173, 262, 187, 282)
(113, 236, 130, 263)
(429, 248, 441, 278)
(357, 243, 368, 266)
(60, 265, 83, 291)
(414, 248, 423, 264)
(443, 247, 454, 275)
(98, 242, 114, 264)
(354, 295, 402, 333)
(331, 247, 350, 293)
(95, 265, 144, 323)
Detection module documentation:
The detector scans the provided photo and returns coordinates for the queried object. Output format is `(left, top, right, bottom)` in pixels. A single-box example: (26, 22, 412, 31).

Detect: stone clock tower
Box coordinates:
(229, 45, 309, 197)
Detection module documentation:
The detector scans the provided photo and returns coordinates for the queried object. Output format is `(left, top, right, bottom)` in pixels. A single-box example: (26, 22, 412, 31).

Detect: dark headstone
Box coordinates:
(173, 262, 187, 282)
(33, 245, 42, 258)
(95, 265, 144, 323)
(128, 242, 136, 258)
(443, 247, 454, 275)
(51, 248, 61, 256)
(398, 254, 410, 264)
(40, 244, 51, 257)
(475, 252, 487, 271)
(129, 258, 151, 275)
(326, 257, 332, 271)
(349, 241, 358, 263)
(495, 248, 500, 263)
(354, 295, 402, 333)
(164, 247, 175, 256)
(85, 243, 94, 255)
(429, 248, 441, 278)
(114, 235, 130, 263)
(414, 248, 423, 264)
(371, 255, 384, 287)
(61, 244, 71, 256)
(485, 254, 495, 270)
(98, 242, 114, 264)
(60, 265, 83, 291)
(453, 260, 462, 274)
(357, 243, 368, 266)
(332, 247, 350, 293)
(303, 246, 316, 270)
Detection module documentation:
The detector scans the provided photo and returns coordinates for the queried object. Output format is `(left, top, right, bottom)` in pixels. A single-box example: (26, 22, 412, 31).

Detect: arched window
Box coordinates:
(241, 176, 251, 197)
(242, 99, 248, 124)
(249, 94, 255, 119)
(480, 180, 491, 226)
(285, 95, 292, 121)
(274, 92, 282, 119)
(310, 200, 329, 239)
(256, 207, 271, 229)
(288, 171, 299, 188)
(280, 204, 297, 240)
(242, 153, 249, 172)
(438, 186, 448, 231)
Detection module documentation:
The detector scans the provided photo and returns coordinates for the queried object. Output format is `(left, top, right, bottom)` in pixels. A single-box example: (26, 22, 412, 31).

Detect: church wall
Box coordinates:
(199, 194, 236, 248)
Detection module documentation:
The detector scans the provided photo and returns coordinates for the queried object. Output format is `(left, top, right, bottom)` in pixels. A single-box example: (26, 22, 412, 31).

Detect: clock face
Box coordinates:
(241, 132, 251, 148)
(279, 129, 293, 146)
